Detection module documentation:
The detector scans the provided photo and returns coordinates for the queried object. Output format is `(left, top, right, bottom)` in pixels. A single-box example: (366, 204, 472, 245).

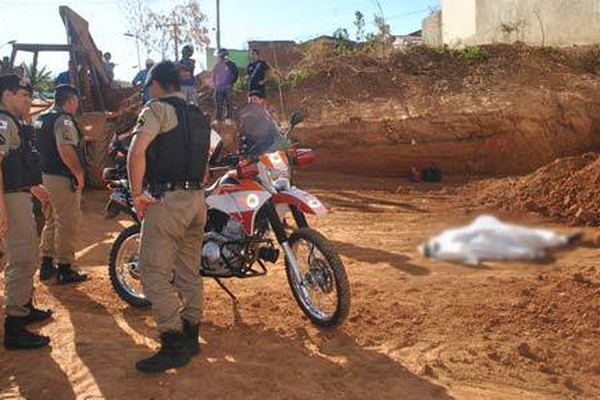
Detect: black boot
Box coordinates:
(56, 264, 88, 285)
(182, 319, 200, 356)
(4, 316, 50, 350)
(136, 331, 191, 373)
(40, 257, 56, 281)
(22, 300, 53, 325)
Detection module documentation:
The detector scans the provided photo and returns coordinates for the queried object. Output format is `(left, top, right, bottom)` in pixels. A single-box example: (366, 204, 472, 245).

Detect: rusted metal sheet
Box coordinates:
(59, 6, 110, 86)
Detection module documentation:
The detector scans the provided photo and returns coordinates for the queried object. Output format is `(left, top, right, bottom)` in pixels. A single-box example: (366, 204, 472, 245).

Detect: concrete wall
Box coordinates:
(424, 0, 600, 47)
(474, 0, 600, 46)
(422, 11, 443, 46)
(442, 0, 477, 45)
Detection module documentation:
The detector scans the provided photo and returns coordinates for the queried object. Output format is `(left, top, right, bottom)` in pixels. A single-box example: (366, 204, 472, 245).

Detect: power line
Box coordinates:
(288, 6, 433, 42)
(387, 7, 435, 21)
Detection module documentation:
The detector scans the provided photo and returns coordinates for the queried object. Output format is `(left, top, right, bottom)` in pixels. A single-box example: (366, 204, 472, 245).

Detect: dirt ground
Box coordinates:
(1, 169, 598, 400)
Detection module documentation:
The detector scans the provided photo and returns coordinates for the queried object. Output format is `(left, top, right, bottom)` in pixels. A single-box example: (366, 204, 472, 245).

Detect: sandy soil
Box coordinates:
(0, 170, 598, 400)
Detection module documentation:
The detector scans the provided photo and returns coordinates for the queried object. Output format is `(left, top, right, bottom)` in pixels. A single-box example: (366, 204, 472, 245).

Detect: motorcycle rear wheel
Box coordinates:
(284, 228, 350, 328)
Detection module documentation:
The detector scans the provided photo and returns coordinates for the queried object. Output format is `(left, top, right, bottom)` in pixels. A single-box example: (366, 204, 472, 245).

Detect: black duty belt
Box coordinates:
(4, 187, 31, 194)
(147, 181, 203, 194)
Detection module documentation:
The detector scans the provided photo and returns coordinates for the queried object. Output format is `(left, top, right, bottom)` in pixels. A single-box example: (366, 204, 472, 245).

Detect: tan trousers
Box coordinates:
(4, 192, 39, 317)
(139, 190, 206, 333)
(40, 174, 82, 264)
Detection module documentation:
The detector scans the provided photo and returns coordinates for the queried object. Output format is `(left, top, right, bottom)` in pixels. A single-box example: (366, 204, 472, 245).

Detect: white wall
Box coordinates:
(425, 0, 600, 47)
(423, 11, 443, 46)
(441, 0, 477, 45)
(475, 0, 600, 46)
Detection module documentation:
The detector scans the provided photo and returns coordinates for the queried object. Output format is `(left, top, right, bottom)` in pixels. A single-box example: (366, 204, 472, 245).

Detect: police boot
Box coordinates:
(56, 263, 88, 285)
(182, 319, 200, 356)
(22, 300, 53, 325)
(3, 316, 50, 350)
(40, 257, 57, 281)
(136, 331, 191, 373)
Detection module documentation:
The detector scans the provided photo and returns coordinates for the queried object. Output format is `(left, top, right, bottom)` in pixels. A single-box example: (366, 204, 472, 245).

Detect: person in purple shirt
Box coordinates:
(178, 45, 197, 105)
(211, 48, 238, 123)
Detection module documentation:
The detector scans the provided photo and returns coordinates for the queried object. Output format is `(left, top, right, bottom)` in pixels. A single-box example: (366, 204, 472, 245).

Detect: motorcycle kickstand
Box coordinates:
(213, 277, 237, 301)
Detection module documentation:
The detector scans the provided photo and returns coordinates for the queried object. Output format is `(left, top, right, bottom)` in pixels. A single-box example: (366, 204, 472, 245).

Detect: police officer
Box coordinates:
(128, 61, 210, 373)
(0, 74, 53, 349)
(35, 85, 87, 284)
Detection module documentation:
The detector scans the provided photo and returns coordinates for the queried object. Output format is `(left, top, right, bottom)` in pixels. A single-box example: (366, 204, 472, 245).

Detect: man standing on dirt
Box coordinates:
(0, 74, 53, 350)
(178, 45, 198, 105)
(127, 61, 211, 373)
(211, 48, 238, 123)
(132, 58, 155, 104)
(35, 85, 88, 285)
(246, 48, 270, 100)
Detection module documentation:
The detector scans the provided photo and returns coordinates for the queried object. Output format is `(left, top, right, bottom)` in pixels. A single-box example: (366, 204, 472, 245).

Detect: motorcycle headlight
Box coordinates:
(268, 164, 290, 183)
(273, 178, 291, 191)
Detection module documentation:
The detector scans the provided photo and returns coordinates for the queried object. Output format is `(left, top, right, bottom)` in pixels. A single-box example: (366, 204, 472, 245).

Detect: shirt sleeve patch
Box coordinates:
(0, 120, 7, 131)
(63, 129, 75, 142)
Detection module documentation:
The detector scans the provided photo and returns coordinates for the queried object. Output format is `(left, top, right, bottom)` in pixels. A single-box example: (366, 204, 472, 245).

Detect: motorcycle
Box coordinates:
(103, 113, 350, 328)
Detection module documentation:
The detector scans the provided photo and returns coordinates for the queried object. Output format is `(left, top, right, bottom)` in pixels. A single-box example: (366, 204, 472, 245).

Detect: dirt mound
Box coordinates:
(479, 152, 600, 225)
(264, 44, 600, 177)
(406, 261, 600, 398)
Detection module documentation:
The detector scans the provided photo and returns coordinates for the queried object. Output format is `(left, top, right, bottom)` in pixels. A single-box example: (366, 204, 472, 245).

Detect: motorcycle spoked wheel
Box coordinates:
(108, 224, 151, 308)
(284, 228, 350, 328)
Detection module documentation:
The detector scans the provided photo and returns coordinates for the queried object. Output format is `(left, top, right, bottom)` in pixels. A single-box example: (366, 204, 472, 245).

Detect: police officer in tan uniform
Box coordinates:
(0, 74, 53, 350)
(35, 85, 87, 284)
(128, 61, 211, 373)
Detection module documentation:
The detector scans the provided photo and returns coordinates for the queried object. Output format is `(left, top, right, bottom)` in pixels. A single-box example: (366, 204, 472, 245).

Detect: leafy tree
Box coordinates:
(120, 0, 210, 60)
(333, 28, 353, 56)
(23, 63, 53, 94)
(119, 0, 153, 56)
(354, 11, 365, 42)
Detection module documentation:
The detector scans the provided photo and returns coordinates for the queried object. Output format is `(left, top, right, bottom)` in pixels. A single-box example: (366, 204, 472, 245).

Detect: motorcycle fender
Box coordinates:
(206, 190, 271, 235)
(272, 188, 327, 216)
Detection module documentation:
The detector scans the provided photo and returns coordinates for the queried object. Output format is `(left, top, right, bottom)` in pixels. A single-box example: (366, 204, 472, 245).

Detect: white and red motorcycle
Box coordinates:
(104, 114, 350, 328)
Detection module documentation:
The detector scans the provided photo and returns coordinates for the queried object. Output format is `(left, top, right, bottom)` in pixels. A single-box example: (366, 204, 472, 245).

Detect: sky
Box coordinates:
(0, 0, 440, 82)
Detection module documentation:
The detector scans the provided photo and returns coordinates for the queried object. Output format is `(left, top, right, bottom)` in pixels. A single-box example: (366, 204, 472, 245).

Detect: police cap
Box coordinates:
(0, 74, 33, 96)
(144, 61, 181, 89)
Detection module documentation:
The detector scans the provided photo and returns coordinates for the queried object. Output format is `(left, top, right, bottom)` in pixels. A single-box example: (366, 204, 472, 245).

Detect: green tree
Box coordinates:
(333, 28, 352, 56)
(364, 13, 393, 57)
(23, 63, 54, 94)
(354, 11, 365, 42)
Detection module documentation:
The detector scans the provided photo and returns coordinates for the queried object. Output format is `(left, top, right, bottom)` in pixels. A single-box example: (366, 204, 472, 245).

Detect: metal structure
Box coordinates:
(7, 6, 116, 112)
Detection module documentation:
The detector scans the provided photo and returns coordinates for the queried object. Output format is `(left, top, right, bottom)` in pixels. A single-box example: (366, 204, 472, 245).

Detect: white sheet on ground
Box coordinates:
(420, 215, 573, 265)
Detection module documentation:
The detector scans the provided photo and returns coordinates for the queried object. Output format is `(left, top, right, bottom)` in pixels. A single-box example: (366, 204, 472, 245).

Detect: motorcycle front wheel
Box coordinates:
(284, 228, 350, 328)
(108, 224, 151, 308)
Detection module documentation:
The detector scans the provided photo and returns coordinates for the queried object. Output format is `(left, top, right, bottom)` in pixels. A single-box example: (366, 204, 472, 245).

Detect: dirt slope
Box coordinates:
(272, 45, 600, 177)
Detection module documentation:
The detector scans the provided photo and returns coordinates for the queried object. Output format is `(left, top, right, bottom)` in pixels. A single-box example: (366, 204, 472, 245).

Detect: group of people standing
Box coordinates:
(0, 75, 87, 351)
(131, 45, 271, 123)
(0, 64, 211, 373)
(0, 43, 273, 374)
